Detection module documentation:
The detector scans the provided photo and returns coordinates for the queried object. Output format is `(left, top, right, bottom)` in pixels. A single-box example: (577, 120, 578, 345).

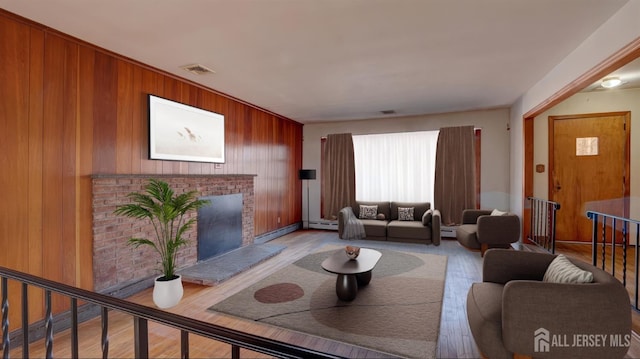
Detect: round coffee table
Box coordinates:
(321, 248, 382, 301)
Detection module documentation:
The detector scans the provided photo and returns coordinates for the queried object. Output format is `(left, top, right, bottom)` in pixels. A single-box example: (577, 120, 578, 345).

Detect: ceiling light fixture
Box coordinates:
(601, 77, 622, 88)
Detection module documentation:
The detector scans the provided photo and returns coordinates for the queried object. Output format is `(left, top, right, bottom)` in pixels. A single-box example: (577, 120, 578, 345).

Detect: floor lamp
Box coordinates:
(299, 169, 316, 229)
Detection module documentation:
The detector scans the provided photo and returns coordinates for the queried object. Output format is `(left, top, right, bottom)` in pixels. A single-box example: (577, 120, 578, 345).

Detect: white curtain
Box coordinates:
(353, 131, 439, 202)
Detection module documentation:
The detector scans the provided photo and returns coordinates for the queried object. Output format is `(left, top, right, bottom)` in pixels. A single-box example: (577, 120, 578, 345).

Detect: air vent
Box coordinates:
(380, 110, 396, 115)
(181, 64, 215, 75)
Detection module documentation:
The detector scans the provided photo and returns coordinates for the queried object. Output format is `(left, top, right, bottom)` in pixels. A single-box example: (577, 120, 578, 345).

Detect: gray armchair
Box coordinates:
(467, 249, 631, 359)
(456, 209, 520, 256)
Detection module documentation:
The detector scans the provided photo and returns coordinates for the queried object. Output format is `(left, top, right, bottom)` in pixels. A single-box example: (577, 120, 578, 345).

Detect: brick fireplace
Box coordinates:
(92, 174, 255, 295)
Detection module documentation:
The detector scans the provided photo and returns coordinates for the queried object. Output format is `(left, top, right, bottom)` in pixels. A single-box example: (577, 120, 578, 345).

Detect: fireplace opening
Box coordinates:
(197, 193, 243, 261)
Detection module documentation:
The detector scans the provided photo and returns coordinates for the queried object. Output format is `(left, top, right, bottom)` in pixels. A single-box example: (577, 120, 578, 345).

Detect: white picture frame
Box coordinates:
(148, 94, 225, 163)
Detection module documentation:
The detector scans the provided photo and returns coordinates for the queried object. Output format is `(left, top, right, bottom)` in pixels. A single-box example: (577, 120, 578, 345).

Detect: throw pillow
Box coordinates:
(491, 209, 507, 216)
(359, 205, 378, 219)
(543, 255, 593, 283)
(376, 213, 386, 220)
(422, 209, 433, 226)
(398, 207, 414, 221)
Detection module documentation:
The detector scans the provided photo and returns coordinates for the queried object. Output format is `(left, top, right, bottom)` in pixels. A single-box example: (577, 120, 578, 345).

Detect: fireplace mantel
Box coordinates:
(92, 174, 256, 295)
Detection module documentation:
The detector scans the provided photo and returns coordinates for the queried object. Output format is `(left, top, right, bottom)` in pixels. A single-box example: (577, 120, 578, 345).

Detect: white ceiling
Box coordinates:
(0, 0, 631, 123)
(581, 56, 640, 92)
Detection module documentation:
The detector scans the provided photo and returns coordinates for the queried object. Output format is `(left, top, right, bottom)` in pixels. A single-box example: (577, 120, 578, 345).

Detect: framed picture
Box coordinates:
(148, 94, 225, 163)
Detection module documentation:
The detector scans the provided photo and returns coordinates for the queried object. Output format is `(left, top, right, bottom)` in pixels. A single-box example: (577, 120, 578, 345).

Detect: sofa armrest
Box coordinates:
(502, 280, 631, 357)
(431, 209, 441, 246)
(483, 249, 555, 284)
(476, 214, 520, 245)
(461, 209, 492, 224)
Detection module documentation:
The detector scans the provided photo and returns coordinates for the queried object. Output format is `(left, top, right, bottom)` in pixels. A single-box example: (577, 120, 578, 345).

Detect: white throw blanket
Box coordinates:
(340, 207, 366, 240)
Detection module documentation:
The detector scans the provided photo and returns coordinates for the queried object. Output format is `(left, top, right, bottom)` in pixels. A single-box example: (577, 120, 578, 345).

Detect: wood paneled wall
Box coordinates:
(0, 10, 303, 326)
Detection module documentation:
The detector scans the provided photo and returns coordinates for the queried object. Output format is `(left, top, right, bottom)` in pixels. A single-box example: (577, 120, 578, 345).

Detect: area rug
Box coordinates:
(208, 247, 447, 359)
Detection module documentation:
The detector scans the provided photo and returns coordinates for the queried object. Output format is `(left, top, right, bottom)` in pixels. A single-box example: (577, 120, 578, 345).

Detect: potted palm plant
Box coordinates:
(114, 178, 209, 308)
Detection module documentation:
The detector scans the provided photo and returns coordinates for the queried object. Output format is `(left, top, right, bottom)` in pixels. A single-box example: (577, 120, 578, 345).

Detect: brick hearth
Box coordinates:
(92, 174, 255, 294)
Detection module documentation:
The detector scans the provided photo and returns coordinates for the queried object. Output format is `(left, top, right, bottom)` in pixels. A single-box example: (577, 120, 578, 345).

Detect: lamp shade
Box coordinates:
(299, 169, 316, 180)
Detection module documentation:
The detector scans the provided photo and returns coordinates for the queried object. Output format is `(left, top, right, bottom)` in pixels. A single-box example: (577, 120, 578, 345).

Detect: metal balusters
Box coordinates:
(588, 211, 640, 311)
(21, 283, 28, 358)
(0, 265, 342, 359)
(71, 298, 78, 359)
(44, 290, 53, 359)
(529, 199, 537, 244)
(612, 220, 617, 277)
(2, 277, 9, 359)
(550, 201, 559, 253)
(181, 330, 189, 359)
(101, 307, 109, 359)
(591, 212, 599, 267)
(527, 197, 560, 253)
(622, 221, 628, 287)
(133, 317, 148, 359)
(601, 217, 607, 270)
(231, 344, 240, 359)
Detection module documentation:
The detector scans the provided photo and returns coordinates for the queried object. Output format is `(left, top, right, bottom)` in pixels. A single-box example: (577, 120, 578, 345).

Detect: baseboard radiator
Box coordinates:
(441, 225, 458, 238)
(309, 221, 338, 231)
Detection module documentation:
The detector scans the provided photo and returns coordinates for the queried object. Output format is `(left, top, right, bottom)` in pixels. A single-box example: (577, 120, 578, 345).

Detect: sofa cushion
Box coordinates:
(543, 254, 593, 283)
(390, 201, 430, 221)
(360, 219, 388, 238)
(491, 208, 507, 216)
(422, 209, 433, 226)
(398, 207, 414, 221)
(359, 204, 378, 219)
(354, 201, 391, 221)
(387, 220, 431, 240)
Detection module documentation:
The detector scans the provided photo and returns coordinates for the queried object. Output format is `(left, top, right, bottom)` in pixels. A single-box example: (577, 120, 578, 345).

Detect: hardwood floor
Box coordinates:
(9, 232, 640, 358)
(9, 230, 482, 358)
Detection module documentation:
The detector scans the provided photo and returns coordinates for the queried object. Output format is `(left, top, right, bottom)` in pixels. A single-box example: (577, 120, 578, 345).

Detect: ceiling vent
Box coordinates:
(181, 64, 215, 75)
(380, 110, 396, 115)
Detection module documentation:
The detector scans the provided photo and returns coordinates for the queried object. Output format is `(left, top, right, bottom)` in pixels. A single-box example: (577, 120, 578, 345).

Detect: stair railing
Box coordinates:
(0, 265, 341, 359)
(527, 197, 561, 254)
(587, 210, 640, 311)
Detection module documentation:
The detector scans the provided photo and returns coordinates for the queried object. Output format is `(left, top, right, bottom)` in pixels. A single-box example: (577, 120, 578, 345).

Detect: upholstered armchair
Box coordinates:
(456, 209, 520, 256)
(467, 249, 631, 359)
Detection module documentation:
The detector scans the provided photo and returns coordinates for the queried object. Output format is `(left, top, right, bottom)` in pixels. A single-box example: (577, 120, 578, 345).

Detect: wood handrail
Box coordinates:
(0, 265, 341, 359)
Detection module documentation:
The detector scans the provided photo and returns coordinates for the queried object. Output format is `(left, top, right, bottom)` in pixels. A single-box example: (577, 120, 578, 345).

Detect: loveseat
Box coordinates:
(467, 249, 631, 359)
(338, 201, 441, 245)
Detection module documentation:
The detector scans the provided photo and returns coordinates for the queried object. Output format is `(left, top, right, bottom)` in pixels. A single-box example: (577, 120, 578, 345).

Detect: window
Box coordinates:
(319, 129, 481, 218)
(352, 131, 439, 202)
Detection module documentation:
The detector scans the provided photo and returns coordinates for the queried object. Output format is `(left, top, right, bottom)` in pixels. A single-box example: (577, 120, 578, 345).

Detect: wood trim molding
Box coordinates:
(523, 36, 640, 119)
(522, 36, 640, 241)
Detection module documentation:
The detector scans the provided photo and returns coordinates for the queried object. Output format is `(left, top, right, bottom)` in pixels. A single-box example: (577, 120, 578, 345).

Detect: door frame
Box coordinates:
(522, 38, 640, 242)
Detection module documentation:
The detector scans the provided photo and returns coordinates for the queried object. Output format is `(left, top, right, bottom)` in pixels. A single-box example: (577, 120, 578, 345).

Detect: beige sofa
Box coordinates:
(467, 249, 631, 359)
(338, 201, 441, 245)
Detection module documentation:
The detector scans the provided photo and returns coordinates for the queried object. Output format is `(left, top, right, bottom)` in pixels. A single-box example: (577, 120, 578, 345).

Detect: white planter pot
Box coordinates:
(152, 275, 184, 309)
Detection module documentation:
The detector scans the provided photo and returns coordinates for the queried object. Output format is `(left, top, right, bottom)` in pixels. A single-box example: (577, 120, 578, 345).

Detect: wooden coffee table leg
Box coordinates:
(356, 270, 372, 286)
(336, 274, 358, 301)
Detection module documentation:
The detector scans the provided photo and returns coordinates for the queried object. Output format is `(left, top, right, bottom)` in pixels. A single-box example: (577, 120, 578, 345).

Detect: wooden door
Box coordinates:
(549, 112, 630, 242)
